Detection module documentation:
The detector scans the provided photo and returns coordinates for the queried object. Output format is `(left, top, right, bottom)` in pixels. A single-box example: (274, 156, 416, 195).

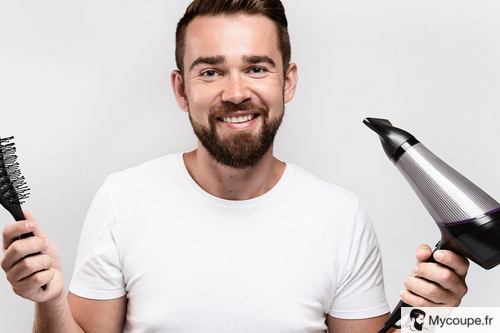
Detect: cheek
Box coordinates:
(250, 79, 284, 106)
(186, 84, 219, 117)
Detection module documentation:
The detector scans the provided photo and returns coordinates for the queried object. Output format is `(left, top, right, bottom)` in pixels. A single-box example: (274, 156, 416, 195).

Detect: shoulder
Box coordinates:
(287, 163, 361, 213)
(103, 153, 181, 192)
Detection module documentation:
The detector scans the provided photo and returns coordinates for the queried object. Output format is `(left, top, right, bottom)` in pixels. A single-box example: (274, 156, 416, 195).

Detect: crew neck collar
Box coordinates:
(175, 152, 292, 208)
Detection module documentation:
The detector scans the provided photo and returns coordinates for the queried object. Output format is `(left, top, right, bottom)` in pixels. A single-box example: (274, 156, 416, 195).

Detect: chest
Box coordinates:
(119, 213, 338, 332)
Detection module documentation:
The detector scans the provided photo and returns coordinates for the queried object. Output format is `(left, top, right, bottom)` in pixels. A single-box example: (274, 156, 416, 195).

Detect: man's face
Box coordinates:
(173, 14, 297, 168)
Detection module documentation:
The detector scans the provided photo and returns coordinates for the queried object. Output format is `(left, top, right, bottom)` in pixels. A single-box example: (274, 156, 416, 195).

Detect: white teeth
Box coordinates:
(222, 114, 255, 123)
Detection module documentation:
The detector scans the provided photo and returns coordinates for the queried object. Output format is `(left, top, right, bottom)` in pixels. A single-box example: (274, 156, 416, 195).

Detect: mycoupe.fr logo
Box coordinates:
(405, 308, 427, 332)
(403, 307, 497, 332)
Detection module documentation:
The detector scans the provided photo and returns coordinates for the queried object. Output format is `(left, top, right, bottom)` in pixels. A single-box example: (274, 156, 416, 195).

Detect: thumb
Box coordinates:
(415, 243, 433, 262)
(22, 209, 35, 221)
(21, 210, 47, 239)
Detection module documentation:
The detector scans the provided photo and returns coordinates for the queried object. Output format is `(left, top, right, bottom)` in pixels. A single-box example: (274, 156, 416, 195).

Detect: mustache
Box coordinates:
(209, 101, 269, 119)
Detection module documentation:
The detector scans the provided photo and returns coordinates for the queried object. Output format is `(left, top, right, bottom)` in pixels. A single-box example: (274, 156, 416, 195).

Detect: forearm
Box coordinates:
(33, 291, 84, 333)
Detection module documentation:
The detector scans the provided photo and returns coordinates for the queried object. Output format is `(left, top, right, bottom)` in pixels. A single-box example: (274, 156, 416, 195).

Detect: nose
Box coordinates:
(221, 71, 251, 104)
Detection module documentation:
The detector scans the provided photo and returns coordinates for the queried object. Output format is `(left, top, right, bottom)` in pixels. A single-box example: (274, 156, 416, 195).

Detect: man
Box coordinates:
(408, 309, 426, 331)
(1, 1, 469, 332)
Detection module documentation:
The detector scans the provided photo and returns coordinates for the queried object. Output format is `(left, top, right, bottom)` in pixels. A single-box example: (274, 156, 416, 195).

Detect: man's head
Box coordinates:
(171, 0, 298, 169)
(175, 0, 291, 76)
(409, 309, 426, 331)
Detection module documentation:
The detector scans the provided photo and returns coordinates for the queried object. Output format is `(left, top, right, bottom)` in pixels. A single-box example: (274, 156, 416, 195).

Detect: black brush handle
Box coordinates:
(11, 205, 46, 290)
(378, 243, 441, 333)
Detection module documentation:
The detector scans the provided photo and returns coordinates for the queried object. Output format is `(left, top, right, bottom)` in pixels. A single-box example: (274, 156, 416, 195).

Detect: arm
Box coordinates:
(33, 292, 127, 333)
(66, 293, 126, 333)
(33, 293, 84, 333)
(1, 213, 126, 333)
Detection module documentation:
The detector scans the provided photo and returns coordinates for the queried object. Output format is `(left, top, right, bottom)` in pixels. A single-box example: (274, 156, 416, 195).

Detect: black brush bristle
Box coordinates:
(0, 136, 30, 221)
(1, 137, 42, 290)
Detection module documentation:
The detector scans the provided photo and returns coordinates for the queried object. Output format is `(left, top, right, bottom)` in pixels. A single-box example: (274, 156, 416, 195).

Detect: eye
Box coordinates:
(200, 69, 221, 79)
(247, 66, 267, 76)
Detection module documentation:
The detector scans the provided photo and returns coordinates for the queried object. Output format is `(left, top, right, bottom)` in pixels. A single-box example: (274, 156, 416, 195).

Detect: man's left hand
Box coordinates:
(400, 244, 469, 307)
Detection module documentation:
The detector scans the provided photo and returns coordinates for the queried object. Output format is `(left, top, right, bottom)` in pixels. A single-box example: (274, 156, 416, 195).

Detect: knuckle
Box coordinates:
(400, 291, 409, 303)
(35, 237, 47, 251)
(460, 283, 468, 296)
(0, 257, 7, 271)
(32, 272, 45, 284)
(441, 269, 453, 282)
(19, 258, 32, 271)
(9, 243, 20, 257)
(428, 284, 441, 298)
(43, 255, 52, 269)
(12, 283, 23, 296)
(404, 277, 412, 289)
(17, 221, 28, 232)
(24, 256, 42, 272)
(415, 297, 427, 307)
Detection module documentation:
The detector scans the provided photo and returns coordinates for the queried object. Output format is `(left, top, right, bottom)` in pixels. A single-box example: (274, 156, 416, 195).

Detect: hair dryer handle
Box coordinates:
(378, 242, 441, 333)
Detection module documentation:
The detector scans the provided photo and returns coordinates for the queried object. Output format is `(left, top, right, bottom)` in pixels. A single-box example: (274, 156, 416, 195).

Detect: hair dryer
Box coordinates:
(363, 118, 500, 332)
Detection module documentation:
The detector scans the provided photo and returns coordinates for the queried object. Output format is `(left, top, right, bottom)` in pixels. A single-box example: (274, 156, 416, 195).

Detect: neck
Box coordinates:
(183, 143, 286, 200)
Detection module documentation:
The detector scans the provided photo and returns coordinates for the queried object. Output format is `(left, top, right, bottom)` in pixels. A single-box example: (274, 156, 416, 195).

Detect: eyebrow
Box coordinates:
(189, 56, 226, 71)
(243, 55, 276, 68)
(189, 54, 277, 71)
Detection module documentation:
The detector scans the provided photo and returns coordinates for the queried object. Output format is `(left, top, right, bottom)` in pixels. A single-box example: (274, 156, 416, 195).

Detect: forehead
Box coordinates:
(183, 14, 281, 66)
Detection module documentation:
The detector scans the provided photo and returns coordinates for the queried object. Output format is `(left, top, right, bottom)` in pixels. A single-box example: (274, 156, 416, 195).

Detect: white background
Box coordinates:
(1, 0, 499, 331)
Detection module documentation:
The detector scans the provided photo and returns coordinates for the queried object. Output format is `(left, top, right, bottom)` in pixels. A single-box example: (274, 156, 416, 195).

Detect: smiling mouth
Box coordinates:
(217, 113, 261, 124)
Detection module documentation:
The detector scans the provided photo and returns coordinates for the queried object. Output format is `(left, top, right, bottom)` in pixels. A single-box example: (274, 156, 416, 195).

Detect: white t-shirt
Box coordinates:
(69, 153, 389, 333)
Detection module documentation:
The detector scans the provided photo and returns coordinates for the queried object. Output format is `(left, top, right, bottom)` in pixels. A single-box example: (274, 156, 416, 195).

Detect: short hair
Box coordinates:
(175, 0, 291, 73)
(410, 308, 426, 320)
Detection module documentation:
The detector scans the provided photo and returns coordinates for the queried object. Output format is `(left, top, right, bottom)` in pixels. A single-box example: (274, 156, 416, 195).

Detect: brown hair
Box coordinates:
(175, 0, 291, 73)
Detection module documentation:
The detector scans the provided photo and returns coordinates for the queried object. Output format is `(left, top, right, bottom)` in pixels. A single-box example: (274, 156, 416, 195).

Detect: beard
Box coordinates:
(189, 100, 283, 169)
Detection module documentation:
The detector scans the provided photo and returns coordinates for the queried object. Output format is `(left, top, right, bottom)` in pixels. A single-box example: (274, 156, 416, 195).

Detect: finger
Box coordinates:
(400, 289, 440, 308)
(415, 244, 433, 262)
(404, 276, 457, 305)
(433, 250, 470, 278)
(22, 210, 35, 221)
(6, 254, 52, 283)
(414, 262, 467, 296)
(12, 268, 55, 297)
(22, 218, 47, 239)
(2, 220, 35, 251)
(1, 236, 48, 272)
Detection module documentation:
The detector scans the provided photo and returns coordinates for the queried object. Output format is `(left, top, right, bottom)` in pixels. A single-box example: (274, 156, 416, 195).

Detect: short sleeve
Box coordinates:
(328, 203, 390, 319)
(68, 183, 126, 299)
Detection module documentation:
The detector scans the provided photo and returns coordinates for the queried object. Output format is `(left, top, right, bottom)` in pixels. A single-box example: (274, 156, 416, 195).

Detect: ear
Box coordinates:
(171, 70, 189, 112)
(283, 63, 298, 104)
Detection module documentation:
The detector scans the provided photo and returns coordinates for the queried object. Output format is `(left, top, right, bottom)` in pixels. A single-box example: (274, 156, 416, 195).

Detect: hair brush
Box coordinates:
(0, 136, 32, 238)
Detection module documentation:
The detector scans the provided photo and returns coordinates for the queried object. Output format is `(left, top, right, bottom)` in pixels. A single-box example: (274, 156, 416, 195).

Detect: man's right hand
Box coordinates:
(1, 211, 64, 303)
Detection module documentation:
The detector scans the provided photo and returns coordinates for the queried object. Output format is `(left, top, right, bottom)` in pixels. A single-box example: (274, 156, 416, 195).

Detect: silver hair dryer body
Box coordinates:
(363, 118, 500, 332)
(364, 117, 500, 269)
